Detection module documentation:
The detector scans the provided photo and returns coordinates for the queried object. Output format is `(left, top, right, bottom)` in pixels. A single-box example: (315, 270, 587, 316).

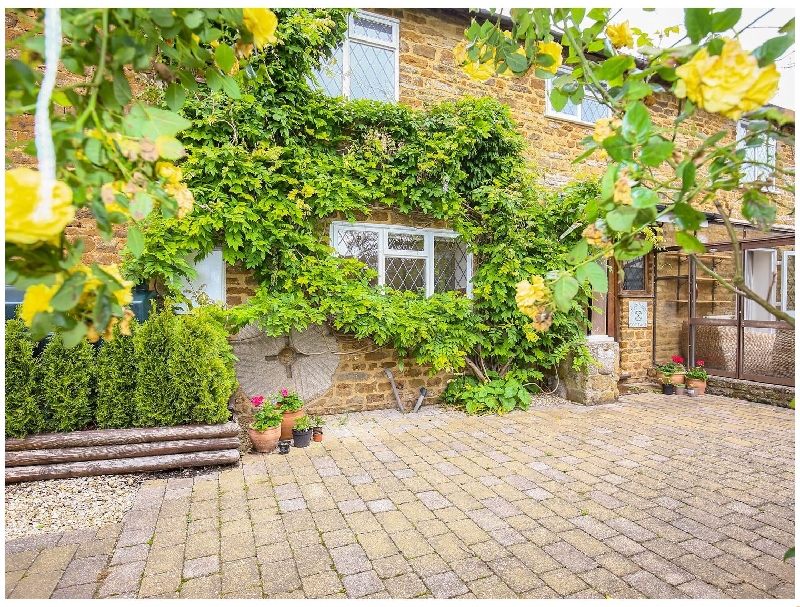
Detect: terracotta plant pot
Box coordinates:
(669, 373, 685, 385)
(280, 407, 306, 440)
(293, 429, 312, 448)
(312, 428, 323, 442)
(248, 425, 281, 453)
(685, 379, 706, 395)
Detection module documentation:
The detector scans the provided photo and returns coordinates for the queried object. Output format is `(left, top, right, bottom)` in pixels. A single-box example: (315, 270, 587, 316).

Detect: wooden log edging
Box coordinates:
(5, 422, 242, 483)
(5, 421, 241, 451)
(6, 449, 241, 483)
(6, 437, 241, 467)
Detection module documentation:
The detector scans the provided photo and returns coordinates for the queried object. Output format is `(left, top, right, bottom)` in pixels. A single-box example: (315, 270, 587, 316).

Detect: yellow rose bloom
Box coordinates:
(462, 60, 496, 82)
(243, 8, 278, 49)
(592, 118, 616, 143)
(165, 183, 195, 219)
(156, 161, 183, 184)
(6, 168, 75, 246)
(675, 38, 780, 120)
(536, 40, 563, 74)
(454, 40, 468, 66)
(99, 264, 135, 306)
(582, 223, 606, 246)
(20, 282, 61, 326)
(515, 276, 551, 310)
(606, 21, 634, 49)
(613, 177, 633, 205)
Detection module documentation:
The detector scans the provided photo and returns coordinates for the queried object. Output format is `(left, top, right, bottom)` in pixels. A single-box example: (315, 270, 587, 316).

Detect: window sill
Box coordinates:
(543, 111, 595, 127)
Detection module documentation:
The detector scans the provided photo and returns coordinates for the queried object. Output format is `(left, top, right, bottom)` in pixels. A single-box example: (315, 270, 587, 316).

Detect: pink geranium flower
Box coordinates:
(696, 360, 705, 367)
(251, 395, 264, 406)
(280, 389, 289, 397)
(672, 355, 684, 365)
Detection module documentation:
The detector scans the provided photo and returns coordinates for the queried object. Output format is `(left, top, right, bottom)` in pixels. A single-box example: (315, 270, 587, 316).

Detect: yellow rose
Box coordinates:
(156, 161, 183, 184)
(6, 168, 75, 246)
(165, 183, 195, 219)
(242, 8, 278, 49)
(613, 176, 633, 205)
(606, 21, 634, 49)
(675, 38, 780, 120)
(19, 281, 61, 326)
(99, 264, 135, 306)
(536, 40, 563, 74)
(515, 276, 551, 310)
(462, 60, 496, 82)
(454, 40, 468, 66)
(592, 118, 615, 143)
(582, 223, 606, 246)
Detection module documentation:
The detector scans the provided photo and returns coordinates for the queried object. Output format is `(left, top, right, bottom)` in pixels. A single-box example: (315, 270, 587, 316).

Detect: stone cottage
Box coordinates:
(7, 8, 795, 410)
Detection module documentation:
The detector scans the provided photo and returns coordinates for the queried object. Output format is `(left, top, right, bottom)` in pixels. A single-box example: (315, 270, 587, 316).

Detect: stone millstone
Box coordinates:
(229, 322, 340, 404)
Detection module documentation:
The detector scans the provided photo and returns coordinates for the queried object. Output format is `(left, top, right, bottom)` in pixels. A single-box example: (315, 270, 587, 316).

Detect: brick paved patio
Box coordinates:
(5, 393, 795, 599)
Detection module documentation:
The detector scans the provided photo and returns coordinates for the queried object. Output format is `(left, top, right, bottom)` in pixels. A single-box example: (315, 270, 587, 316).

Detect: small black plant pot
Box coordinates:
(277, 440, 292, 454)
(662, 384, 675, 395)
(292, 429, 312, 448)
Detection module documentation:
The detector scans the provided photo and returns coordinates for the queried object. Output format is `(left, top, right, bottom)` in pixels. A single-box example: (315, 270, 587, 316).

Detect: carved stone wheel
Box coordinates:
(229, 323, 340, 404)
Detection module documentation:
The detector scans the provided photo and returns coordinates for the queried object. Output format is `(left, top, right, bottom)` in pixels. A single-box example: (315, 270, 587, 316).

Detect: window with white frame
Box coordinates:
(312, 11, 399, 103)
(179, 248, 226, 311)
(545, 67, 610, 124)
(736, 120, 777, 185)
(330, 222, 472, 297)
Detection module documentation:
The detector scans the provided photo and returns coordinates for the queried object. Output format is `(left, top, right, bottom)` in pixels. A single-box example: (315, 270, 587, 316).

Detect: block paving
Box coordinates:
(5, 393, 794, 599)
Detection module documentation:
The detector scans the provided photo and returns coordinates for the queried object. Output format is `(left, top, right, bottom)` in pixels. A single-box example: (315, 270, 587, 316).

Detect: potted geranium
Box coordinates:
(311, 415, 326, 442)
(274, 388, 305, 440)
(248, 396, 283, 453)
(655, 356, 686, 385)
(685, 360, 708, 395)
(674, 382, 686, 396)
(292, 414, 313, 448)
(661, 375, 675, 395)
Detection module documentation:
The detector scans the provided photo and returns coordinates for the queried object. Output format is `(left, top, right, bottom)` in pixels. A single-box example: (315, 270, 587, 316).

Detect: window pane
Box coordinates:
(352, 15, 394, 43)
(622, 257, 645, 291)
(336, 229, 379, 272)
(557, 97, 580, 117)
(387, 232, 424, 251)
(385, 257, 426, 292)
(434, 237, 469, 293)
(311, 45, 343, 97)
(350, 42, 395, 101)
(581, 96, 609, 122)
(693, 324, 737, 374)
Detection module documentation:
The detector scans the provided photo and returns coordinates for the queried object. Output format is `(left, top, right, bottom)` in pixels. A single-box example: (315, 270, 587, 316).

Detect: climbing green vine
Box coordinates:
(123, 8, 598, 401)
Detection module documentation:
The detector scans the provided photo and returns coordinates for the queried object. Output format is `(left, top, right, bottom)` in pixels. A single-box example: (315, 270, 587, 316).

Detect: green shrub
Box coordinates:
(133, 305, 235, 427)
(95, 321, 139, 429)
(39, 332, 96, 432)
(133, 305, 181, 427)
(4, 319, 46, 438)
(440, 370, 537, 415)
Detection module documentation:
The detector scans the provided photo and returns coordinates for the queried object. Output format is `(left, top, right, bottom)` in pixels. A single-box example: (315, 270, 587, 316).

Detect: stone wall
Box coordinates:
(706, 377, 794, 409)
(557, 340, 620, 405)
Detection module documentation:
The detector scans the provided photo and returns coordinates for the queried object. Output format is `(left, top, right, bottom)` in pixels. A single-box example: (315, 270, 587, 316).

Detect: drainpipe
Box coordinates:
(384, 369, 405, 413)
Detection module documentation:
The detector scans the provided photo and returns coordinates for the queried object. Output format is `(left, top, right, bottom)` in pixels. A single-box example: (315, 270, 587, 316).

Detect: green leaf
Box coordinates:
(603, 135, 633, 162)
(606, 206, 638, 232)
(130, 192, 154, 221)
(127, 225, 145, 258)
(60, 322, 88, 349)
(182, 9, 205, 29)
(549, 88, 568, 112)
(553, 275, 580, 312)
(675, 231, 706, 254)
(504, 49, 529, 73)
(50, 272, 87, 312)
(685, 8, 712, 43)
(583, 262, 609, 293)
(595, 55, 634, 81)
(566, 239, 588, 265)
(783, 547, 794, 562)
(83, 137, 104, 165)
(615, 239, 653, 261)
(517, 386, 531, 406)
(123, 104, 191, 140)
(639, 136, 674, 166)
(220, 74, 242, 99)
(624, 80, 653, 101)
(706, 37, 725, 56)
(165, 83, 186, 112)
(742, 189, 777, 230)
(113, 71, 132, 106)
(752, 34, 794, 68)
(621, 101, 652, 144)
(206, 68, 223, 92)
(631, 187, 660, 208)
(150, 8, 175, 27)
(678, 161, 696, 197)
(93, 289, 112, 334)
(710, 8, 742, 33)
(571, 8, 586, 25)
(672, 202, 706, 231)
(154, 135, 185, 160)
(214, 43, 236, 73)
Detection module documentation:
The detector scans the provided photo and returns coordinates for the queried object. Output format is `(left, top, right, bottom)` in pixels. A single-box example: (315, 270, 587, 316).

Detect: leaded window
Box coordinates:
(545, 67, 610, 125)
(621, 256, 647, 292)
(331, 222, 472, 297)
(736, 120, 777, 186)
(311, 11, 399, 103)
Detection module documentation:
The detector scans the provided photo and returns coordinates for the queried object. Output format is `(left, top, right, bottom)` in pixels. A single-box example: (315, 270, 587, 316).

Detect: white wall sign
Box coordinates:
(628, 301, 648, 327)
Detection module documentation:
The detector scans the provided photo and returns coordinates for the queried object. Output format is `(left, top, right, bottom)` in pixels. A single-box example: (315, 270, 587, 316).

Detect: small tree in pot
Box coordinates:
(292, 414, 313, 448)
(274, 389, 305, 440)
(311, 415, 326, 442)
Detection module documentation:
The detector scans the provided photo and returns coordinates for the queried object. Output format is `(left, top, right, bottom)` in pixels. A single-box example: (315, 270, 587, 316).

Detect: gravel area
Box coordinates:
(5, 474, 145, 540)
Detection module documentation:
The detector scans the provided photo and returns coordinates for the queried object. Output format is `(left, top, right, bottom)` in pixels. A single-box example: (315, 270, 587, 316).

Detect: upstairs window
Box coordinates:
(737, 120, 777, 186)
(312, 11, 399, 102)
(545, 67, 610, 125)
(331, 222, 472, 297)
